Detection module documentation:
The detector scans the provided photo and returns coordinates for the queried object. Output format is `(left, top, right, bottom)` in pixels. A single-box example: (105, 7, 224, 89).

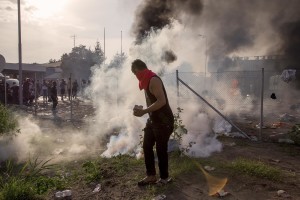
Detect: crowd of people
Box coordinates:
(0, 78, 89, 110)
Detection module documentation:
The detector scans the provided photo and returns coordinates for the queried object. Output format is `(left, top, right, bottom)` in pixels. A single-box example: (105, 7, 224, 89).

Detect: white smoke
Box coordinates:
(90, 21, 224, 158)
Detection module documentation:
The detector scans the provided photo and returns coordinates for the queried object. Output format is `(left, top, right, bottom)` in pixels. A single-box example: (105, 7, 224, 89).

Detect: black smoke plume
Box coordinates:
(131, 0, 203, 64)
(132, 0, 203, 44)
(161, 50, 177, 64)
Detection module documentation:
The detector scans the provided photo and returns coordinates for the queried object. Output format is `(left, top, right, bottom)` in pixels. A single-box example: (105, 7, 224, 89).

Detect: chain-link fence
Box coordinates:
(163, 69, 298, 139)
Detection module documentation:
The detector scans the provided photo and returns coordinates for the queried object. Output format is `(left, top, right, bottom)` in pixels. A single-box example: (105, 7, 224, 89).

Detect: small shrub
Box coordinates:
(82, 160, 102, 183)
(0, 178, 37, 200)
(0, 104, 18, 135)
(0, 158, 58, 199)
(288, 124, 300, 145)
(172, 107, 188, 142)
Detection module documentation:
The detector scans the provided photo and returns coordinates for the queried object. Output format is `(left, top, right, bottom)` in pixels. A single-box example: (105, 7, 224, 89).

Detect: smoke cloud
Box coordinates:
(3, 0, 300, 163)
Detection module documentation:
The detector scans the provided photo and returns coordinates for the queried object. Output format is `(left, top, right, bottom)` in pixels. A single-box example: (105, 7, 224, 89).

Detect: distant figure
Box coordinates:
(60, 79, 66, 101)
(42, 80, 48, 103)
(47, 80, 52, 102)
(11, 82, 19, 104)
(50, 81, 58, 110)
(23, 78, 30, 105)
(72, 80, 79, 98)
(36, 80, 41, 98)
(81, 79, 87, 97)
(67, 78, 72, 100)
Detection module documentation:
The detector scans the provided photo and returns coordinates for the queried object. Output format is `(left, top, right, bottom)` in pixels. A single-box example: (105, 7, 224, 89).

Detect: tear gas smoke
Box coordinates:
(2, 0, 300, 162)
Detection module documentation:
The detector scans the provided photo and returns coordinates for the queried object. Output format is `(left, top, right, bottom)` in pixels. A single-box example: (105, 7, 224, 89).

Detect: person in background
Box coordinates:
(131, 59, 174, 186)
(60, 79, 66, 101)
(72, 80, 79, 99)
(11, 82, 19, 104)
(36, 80, 41, 98)
(42, 80, 48, 103)
(50, 81, 58, 110)
(23, 78, 30, 105)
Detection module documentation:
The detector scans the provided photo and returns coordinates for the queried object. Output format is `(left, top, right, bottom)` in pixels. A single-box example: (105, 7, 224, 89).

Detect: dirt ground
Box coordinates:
(14, 97, 300, 200)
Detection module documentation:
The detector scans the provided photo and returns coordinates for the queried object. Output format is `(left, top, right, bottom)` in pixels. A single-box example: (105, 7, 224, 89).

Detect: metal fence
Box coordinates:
(162, 69, 297, 140)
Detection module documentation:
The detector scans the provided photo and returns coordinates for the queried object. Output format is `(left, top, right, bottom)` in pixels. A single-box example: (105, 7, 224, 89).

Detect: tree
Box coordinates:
(60, 42, 105, 80)
(49, 58, 57, 63)
(107, 52, 127, 69)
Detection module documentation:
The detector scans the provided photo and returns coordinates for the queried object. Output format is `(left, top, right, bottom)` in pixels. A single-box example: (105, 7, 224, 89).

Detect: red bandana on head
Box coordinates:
(136, 69, 156, 90)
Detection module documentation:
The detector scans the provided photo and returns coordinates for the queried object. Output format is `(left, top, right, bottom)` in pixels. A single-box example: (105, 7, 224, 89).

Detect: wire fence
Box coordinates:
(162, 69, 298, 138)
(1, 69, 298, 136)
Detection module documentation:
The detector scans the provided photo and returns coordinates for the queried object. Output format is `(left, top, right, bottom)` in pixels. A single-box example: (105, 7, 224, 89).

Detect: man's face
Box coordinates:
(131, 67, 138, 75)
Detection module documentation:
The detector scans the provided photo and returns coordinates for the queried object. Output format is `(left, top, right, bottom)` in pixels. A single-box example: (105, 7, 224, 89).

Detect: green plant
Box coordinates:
(0, 177, 37, 200)
(172, 107, 196, 154)
(172, 107, 188, 142)
(169, 153, 197, 177)
(0, 104, 19, 135)
(34, 176, 67, 195)
(24, 157, 55, 178)
(227, 158, 281, 181)
(82, 160, 102, 183)
(288, 124, 300, 145)
(0, 157, 58, 199)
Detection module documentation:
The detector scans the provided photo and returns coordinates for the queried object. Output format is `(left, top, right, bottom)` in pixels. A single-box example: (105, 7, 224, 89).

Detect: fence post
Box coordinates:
(70, 73, 73, 121)
(259, 68, 264, 141)
(34, 72, 37, 115)
(4, 74, 7, 107)
(176, 70, 179, 107)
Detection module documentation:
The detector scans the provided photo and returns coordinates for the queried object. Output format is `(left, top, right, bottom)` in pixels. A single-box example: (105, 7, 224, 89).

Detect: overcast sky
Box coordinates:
(0, 0, 142, 63)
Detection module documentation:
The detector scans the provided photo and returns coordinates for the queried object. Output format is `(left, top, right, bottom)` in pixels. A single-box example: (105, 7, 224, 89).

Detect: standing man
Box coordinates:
(50, 81, 58, 110)
(131, 59, 174, 186)
(60, 79, 66, 101)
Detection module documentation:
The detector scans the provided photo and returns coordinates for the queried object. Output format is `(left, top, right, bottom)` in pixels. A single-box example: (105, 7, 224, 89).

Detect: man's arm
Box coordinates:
(133, 77, 166, 117)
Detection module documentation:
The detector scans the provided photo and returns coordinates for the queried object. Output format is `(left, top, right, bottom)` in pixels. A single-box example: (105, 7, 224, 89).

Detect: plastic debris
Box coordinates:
(93, 184, 101, 193)
(250, 136, 258, 141)
(55, 190, 72, 199)
(152, 194, 166, 200)
(215, 189, 229, 197)
(227, 142, 236, 147)
(204, 166, 215, 171)
(62, 190, 72, 197)
(279, 113, 296, 122)
(277, 190, 285, 196)
(55, 191, 63, 199)
(271, 122, 284, 129)
(277, 190, 291, 198)
(270, 159, 280, 163)
(278, 138, 295, 144)
(224, 132, 246, 138)
(256, 123, 267, 129)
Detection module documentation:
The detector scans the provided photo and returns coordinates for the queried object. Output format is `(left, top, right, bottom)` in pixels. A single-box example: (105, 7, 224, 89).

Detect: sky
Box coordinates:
(0, 0, 142, 63)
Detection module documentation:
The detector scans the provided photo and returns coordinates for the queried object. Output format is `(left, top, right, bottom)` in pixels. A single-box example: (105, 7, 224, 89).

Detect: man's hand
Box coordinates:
(133, 105, 145, 117)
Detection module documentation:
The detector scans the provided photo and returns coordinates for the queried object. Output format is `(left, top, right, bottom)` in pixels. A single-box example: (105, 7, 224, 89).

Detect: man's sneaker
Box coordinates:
(138, 176, 157, 186)
(156, 177, 172, 186)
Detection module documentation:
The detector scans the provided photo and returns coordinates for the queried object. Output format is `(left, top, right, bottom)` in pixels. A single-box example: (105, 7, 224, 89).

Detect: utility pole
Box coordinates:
(104, 28, 106, 63)
(18, 0, 23, 105)
(121, 30, 123, 55)
(71, 35, 76, 48)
